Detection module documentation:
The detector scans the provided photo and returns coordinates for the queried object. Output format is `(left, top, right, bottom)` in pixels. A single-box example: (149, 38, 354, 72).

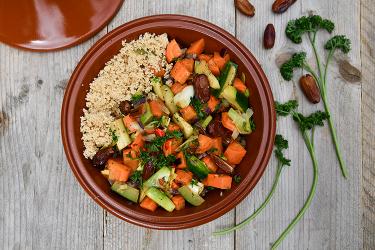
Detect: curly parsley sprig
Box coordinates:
(280, 15, 350, 178)
(272, 100, 328, 249)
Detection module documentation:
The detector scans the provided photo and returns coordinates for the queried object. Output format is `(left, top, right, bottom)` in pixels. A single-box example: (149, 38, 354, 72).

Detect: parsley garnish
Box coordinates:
(207, 148, 218, 154)
(233, 175, 241, 184)
(191, 179, 198, 187)
(250, 117, 256, 131)
(139, 151, 176, 170)
(145, 130, 183, 152)
(274, 100, 299, 117)
(191, 97, 206, 120)
(138, 131, 182, 169)
(109, 128, 118, 143)
(131, 93, 145, 103)
(130, 170, 143, 186)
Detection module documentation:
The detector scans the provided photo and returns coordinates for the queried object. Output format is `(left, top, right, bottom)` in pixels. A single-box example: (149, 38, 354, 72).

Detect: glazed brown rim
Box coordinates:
(61, 14, 276, 229)
(0, 0, 123, 52)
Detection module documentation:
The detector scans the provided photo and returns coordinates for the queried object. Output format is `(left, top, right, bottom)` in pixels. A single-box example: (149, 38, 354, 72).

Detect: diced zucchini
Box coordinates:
(173, 113, 194, 138)
(194, 60, 220, 89)
(110, 119, 132, 150)
(221, 85, 249, 112)
(146, 187, 175, 212)
(187, 180, 204, 195)
(228, 108, 253, 134)
(140, 166, 172, 202)
(140, 102, 154, 125)
(178, 185, 205, 206)
(151, 77, 164, 100)
(187, 155, 210, 180)
(143, 166, 171, 188)
(201, 115, 212, 129)
(161, 85, 178, 113)
(219, 61, 238, 93)
(175, 135, 198, 152)
(111, 182, 139, 203)
(173, 85, 194, 108)
(160, 115, 170, 128)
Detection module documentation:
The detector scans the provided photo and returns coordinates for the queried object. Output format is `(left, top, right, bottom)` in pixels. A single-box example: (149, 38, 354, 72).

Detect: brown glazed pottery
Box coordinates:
(61, 15, 276, 229)
(0, 0, 123, 51)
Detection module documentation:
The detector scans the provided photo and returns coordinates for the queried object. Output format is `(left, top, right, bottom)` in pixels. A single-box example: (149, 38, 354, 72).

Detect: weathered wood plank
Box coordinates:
(0, 31, 107, 250)
(361, 0, 375, 249)
(0, 0, 366, 249)
(234, 0, 362, 249)
(103, 1, 236, 250)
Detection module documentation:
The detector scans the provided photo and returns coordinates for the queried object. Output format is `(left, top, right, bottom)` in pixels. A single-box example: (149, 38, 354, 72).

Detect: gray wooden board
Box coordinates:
(0, 0, 368, 249)
(361, 0, 375, 249)
(235, 0, 362, 249)
(0, 30, 108, 250)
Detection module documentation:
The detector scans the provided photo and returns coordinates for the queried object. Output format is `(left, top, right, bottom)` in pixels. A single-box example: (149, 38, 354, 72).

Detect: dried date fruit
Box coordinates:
(272, 0, 297, 14)
(234, 0, 255, 17)
(263, 24, 276, 49)
(299, 74, 320, 104)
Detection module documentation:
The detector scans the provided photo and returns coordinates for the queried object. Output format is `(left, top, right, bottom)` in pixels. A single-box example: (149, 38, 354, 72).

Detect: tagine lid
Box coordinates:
(0, 0, 124, 51)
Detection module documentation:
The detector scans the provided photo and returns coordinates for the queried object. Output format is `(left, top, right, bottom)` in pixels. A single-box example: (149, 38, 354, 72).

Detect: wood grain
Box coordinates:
(0, 0, 368, 249)
(234, 0, 361, 249)
(0, 31, 107, 250)
(361, 0, 375, 249)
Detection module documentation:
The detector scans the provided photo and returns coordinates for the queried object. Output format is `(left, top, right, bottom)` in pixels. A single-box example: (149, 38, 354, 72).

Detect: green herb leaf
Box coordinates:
(324, 35, 351, 54)
(233, 175, 242, 184)
(293, 111, 329, 131)
(280, 52, 307, 81)
(275, 100, 298, 117)
(130, 170, 143, 186)
(191, 179, 198, 186)
(250, 117, 256, 131)
(286, 15, 334, 44)
(274, 134, 291, 167)
(109, 128, 118, 143)
(131, 93, 145, 102)
(139, 130, 182, 169)
(191, 97, 206, 120)
(145, 130, 183, 152)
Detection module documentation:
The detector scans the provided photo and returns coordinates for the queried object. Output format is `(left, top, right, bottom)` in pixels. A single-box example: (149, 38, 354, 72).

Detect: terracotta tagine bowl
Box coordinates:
(61, 15, 276, 229)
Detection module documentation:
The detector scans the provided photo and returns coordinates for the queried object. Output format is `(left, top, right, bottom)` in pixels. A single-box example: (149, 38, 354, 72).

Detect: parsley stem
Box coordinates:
(213, 164, 283, 236)
(271, 130, 318, 249)
(309, 33, 323, 80)
(319, 49, 348, 178)
(323, 49, 334, 92)
(309, 40, 348, 179)
(321, 95, 348, 178)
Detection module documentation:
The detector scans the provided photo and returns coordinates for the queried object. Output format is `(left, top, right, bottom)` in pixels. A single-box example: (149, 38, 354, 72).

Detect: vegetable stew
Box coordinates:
(92, 37, 255, 212)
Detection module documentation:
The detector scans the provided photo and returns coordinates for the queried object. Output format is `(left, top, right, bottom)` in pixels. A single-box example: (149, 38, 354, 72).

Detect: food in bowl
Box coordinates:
(80, 33, 255, 212)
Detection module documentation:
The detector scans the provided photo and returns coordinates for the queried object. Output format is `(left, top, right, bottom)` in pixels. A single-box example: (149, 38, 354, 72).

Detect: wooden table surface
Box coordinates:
(0, 0, 374, 249)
